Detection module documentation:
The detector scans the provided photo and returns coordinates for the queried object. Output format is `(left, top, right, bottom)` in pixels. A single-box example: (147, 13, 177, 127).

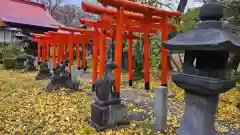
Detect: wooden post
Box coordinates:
(144, 30, 150, 90)
(76, 44, 81, 70)
(92, 30, 99, 92)
(37, 39, 41, 64)
(128, 32, 133, 86)
(114, 7, 124, 98)
(59, 44, 64, 63)
(160, 16, 168, 87)
(64, 43, 68, 60)
(42, 43, 46, 62)
(99, 29, 106, 78)
(69, 33, 74, 75)
(82, 43, 87, 71)
(57, 43, 61, 64)
(52, 44, 56, 69)
(46, 41, 50, 63)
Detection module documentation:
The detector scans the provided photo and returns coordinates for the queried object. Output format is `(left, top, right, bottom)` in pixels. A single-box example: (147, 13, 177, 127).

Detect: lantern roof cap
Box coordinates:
(199, 2, 223, 21)
(163, 28, 240, 52)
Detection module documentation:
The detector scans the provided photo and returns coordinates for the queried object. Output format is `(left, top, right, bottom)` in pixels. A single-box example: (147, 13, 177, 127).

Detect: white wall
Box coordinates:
(0, 30, 17, 43)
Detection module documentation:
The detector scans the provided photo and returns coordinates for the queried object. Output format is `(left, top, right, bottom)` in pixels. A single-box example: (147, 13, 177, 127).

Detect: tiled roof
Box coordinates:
(0, 0, 60, 28)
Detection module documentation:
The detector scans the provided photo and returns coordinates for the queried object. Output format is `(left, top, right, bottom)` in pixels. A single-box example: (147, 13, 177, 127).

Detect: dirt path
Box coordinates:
(76, 71, 239, 135)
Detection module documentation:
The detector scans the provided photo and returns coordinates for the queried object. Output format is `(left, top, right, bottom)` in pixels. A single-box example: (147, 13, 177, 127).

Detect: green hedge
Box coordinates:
(3, 58, 16, 68)
(0, 44, 22, 69)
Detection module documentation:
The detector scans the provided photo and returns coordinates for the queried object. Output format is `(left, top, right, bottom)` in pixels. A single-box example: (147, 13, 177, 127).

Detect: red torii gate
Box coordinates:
(32, 33, 63, 68)
(83, 1, 180, 97)
(80, 18, 140, 87)
(44, 32, 66, 65)
(31, 32, 81, 91)
(82, 2, 161, 91)
(31, 30, 91, 73)
(46, 31, 92, 70)
(31, 33, 53, 64)
(56, 26, 91, 73)
(31, 33, 62, 70)
(53, 19, 139, 92)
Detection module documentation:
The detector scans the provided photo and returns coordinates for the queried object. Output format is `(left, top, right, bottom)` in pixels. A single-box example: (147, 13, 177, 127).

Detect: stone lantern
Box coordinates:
(162, 2, 240, 135)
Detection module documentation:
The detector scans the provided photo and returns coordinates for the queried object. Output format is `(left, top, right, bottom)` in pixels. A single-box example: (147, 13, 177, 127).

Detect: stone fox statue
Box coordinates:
(35, 60, 52, 80)
(54, 60, 69, 76)
(95, 62, 118, 101)
(21, 55, 36, 71)
(25, 56, 35, 67)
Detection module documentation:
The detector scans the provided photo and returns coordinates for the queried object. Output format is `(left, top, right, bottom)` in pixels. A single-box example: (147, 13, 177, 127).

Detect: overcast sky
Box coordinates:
(64, 0, 82, 5)
(63, 0, 203, 11)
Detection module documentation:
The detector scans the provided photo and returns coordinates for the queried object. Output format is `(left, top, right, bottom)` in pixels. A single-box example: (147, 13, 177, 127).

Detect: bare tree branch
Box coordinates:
(50, 0, 62, 14)
(34, 0, 63, 15)
(177, 53, 183, 69)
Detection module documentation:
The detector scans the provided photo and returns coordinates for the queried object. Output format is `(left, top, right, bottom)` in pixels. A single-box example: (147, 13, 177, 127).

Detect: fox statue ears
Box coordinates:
(105, 59, 118, 70)
(105, 63, 118, 71)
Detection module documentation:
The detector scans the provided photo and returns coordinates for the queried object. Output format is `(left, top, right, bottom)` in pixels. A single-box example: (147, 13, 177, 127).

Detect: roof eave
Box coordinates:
(4, 21, 58, 30)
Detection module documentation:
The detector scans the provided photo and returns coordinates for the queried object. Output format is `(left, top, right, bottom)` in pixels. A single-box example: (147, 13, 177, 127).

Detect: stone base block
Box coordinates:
(44, 75, 79, 92)
(35, 72, 52, 80)
(91, 102, 129, 132)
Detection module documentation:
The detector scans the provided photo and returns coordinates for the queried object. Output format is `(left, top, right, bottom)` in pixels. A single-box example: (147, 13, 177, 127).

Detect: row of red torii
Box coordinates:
(31, 0, 180, 97)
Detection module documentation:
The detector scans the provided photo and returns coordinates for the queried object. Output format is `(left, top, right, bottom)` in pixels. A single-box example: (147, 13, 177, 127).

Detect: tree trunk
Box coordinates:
(177, 0, 188, 13)
(167, 0, 188, 72)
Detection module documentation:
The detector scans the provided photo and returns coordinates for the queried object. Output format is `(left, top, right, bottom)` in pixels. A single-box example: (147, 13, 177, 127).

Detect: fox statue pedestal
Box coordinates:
(91, 98, 128, 131)
(35, 62, 52, 80)
(15, 55, 36, 71)
(44, 61, 78, 92)
(90, 63, 129, 132)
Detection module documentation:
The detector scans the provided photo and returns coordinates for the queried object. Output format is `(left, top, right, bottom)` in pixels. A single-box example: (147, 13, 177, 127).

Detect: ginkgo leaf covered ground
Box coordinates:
(0, 70, 239, 135)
